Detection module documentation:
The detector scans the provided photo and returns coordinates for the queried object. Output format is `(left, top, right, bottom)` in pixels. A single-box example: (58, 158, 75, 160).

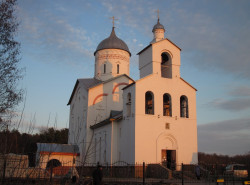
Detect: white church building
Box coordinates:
(67, 17, 198, 168)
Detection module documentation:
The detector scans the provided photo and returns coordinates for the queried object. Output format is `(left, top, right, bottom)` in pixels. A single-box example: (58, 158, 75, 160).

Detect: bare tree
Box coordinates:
(0, 0, 24, 129)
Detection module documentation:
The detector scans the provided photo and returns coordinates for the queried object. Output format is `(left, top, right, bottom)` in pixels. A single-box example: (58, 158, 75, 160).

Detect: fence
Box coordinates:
(0, 157, 249, 185)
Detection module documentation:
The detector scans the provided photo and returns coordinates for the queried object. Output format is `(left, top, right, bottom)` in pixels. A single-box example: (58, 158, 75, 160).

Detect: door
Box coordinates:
(162, 149, 176, 170)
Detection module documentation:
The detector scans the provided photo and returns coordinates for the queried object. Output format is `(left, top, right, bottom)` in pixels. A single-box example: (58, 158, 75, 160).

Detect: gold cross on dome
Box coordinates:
(156, 9, 160, 20)
(110, 16, 118, 27)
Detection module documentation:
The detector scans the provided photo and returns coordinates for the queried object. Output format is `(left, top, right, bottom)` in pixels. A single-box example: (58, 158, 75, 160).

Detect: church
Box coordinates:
(67, 16, 198, 168)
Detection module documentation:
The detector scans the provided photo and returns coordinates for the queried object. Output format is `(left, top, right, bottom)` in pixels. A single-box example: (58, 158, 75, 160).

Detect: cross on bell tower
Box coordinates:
(151, 9, 165, 43)
(110, 16, 118, 28)
(156, 9, 160, 20)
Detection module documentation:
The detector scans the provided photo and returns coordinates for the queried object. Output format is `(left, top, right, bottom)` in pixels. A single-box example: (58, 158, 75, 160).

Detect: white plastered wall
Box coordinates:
(68, 84, 88, 162)
(121, 85, 136, 164)
(84, 75, 133, 163)
(152, 40, 181, 78)
(95, 49, 130, 81)
(139, 47, 153, 78)
(38, 154, 79, 169)
(133, 74, 198, 165)
(139, 39, 181, 79)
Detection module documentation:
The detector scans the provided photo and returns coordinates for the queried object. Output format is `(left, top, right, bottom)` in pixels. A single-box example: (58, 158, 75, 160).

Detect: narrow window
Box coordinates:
(104, 64, 106, 74)
(180, 95, 188, 118)
(163, 93, 172, 116)
(99, 137, 101, 162)
(117, 64, 120, 74)
(145, 91, 154, 114)
(94, 138, 97, 163)
(126, 93, 131, 116)
(104, 132, 106, 163)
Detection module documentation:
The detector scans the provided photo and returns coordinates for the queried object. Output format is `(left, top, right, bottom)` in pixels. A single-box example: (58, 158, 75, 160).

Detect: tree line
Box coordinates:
(198, 152, 250, 165)
(0, 127, 68, 166)
(198, 152, 250, 174)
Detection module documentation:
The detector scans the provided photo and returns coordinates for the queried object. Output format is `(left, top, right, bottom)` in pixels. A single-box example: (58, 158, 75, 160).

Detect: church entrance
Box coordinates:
(161, 149, 176, 170)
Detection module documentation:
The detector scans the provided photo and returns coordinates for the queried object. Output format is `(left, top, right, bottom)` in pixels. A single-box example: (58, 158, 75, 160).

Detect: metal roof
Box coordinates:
(37, 143, 79, 154)
(67, 78, 102, 105)
(152, 19, 165, 32)
(78, 78, 102, 89)
(94, 27, 131, 56)
(90, 110, 123, 130)
(137, 38, 181, 55)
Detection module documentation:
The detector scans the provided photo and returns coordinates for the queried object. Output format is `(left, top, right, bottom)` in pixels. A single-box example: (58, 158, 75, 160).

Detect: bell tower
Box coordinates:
(138, 13, 181, 79)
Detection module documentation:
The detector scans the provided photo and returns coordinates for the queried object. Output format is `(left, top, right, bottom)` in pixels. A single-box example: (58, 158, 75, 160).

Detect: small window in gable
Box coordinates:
(126, 93, 131, 116)
(163, 93, 172, 116)
(145, 91, 154, 115)
(180, 95, 189, 118)
(104, 63, 106, 74)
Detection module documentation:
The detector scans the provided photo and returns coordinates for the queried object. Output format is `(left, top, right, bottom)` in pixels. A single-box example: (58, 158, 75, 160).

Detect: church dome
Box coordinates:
(152, 19, 165, 32)
(94, 27, 131, 56)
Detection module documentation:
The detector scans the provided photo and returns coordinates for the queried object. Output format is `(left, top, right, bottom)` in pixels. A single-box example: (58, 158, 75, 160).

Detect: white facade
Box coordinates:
(67, 20, 198, 167)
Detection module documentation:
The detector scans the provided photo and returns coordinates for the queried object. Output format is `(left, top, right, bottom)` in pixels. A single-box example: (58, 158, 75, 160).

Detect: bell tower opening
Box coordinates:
(161, 52, 172, 78)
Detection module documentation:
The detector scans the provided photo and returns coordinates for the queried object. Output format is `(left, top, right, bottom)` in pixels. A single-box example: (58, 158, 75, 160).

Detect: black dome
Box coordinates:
(94, 27, 131, 56)
(152, 19, 165, 32)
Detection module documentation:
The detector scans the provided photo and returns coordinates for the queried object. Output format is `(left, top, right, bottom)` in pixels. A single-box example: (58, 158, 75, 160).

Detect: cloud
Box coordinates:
(17, 3, 94, 66)
(208, 98, 250, 111)
(101, 0, 156, 33)
(229, 86, 250, 97)
(207, 85, 250, 111)
(102, 0, 250, 79)
(16, 0, 250, 79)
(132, 39, 137, 43)
(167, 1, 250, 79)
(198, 118, 250, 155)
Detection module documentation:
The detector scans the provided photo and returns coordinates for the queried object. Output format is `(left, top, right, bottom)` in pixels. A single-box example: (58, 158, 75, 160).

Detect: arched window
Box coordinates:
(163, 93, 172, 116)
(145, 91, 154, 115)
(126, 93, 131, 116)
(117, 64, 120, 74)
(180, 95, 188, 118)
(104, 64, 106, 74)
(46, 159, 62, 169)
(161, 52, 172, 78)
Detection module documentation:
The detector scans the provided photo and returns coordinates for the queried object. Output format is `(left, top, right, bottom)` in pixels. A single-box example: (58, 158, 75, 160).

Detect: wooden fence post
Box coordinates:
(2, 159, 6, 184)
(182, 163, 184, 185)
(143, 162, 145, 185)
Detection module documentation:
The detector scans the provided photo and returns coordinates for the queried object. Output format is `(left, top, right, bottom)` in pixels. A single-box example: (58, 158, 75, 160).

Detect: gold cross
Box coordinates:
(110, 16, 118, 27)
(156, 9, 160, 20)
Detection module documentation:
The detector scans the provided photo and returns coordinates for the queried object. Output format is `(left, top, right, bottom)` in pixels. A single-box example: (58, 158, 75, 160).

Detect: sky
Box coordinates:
(12, 0, 250, 156)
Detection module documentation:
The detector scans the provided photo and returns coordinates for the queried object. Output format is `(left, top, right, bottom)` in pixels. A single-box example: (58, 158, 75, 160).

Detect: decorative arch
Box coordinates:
(157, 133, 178, 149)
(160, 49, 173, 58)
(112, 83, 129, 94)
(93, 93, 108, 105)
(156, 133, 178, 163)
